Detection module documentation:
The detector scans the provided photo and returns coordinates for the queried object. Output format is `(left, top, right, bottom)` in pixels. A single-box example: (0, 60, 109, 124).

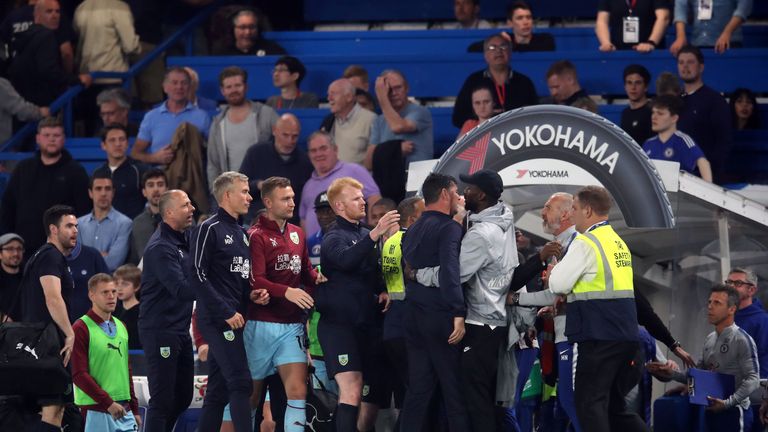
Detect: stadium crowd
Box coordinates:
(0, 0, 766, 431)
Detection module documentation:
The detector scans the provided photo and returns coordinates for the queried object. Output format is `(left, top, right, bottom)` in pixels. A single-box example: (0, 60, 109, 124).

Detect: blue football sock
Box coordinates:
(285, 399, 306, 432)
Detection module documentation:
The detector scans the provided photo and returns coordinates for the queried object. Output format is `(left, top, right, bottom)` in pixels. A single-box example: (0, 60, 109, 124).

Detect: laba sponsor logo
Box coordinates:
(490, 124, 620, 174)
(516, 169, 569, 179)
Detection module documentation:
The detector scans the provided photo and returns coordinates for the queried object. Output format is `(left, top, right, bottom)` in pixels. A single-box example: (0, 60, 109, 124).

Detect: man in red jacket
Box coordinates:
(246, 176, 326, 432)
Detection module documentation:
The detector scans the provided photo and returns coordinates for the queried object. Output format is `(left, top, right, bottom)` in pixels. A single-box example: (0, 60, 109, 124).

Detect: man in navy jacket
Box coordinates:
(316, 176, 400, 432)
(138, 189, 196, 432)
(192, 171, 269, 432)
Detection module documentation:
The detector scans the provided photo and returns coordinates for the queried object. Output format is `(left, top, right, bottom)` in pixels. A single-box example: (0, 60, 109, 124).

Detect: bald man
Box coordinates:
(238, 113, 313, 223)
(324, 78, 376, 169)
(208, 66, 279, 188)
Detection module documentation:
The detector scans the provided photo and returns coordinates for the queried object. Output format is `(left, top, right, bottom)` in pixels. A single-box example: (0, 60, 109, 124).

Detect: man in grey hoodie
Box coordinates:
(416, 169, 518, 432)
(207, 66, 278, 189)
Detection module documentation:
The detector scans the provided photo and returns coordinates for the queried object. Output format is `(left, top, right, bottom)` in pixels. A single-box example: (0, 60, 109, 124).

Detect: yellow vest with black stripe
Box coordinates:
(565, 224, 638, 343)
(382, 230, 405, 300)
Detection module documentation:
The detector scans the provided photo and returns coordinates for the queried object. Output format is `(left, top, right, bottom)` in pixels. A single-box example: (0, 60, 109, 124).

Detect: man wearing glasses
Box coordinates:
(0, 233, 24, 321)
(452, 34, 538, 129)
(726, 268, 768, 430)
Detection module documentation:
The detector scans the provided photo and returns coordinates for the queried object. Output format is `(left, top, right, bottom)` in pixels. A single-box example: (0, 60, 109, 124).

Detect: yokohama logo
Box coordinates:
(516, 169, 569, 178)
(457, 132, 490, 174)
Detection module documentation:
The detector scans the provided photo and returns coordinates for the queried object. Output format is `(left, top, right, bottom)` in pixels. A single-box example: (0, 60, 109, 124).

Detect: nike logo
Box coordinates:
(463, 346, 471, 353)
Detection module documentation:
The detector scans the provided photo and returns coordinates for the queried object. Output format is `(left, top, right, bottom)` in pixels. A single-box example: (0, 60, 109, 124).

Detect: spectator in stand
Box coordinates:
(454, 35, 538, 128)
(727, 269, 768, 432)
(458, 86, 495, 138)
(595, 0, 670, 52)
(213, 9, 286, 56)
(0, 76, 47, 143)
(643, 95, 712, 181)
(96, 88, 139, 136)
(0, 117, 90, 254)
(93, 124, 147, 219)
(131, 66, 211, 165)
(300, 131, 381, 237)
(114, 263, 142, 350)
(0, 233, 24, 322)
(356, 89, 376, 113)
(670, 0, 753, 55)
(266, 56, 319, 109)
(7, 0, 91, 106)
(128, 169, 166, 265)
(343, 65, 370, 92)
(433, 0, 493, 30)
(0, 0, 77, 74)
(324, 78, 376, 169)
(676, 45, 731, 183)
(621, 64, 654, 145)
(468, 1, 555, 52)
(573, 96, 599, 113)
(73, 0, 141, 84)
(731, 88, 761, 130)
(77, 171, 133, 271)
(655, 71, 681, 96)
(184, 66, 219, 118)
(372, 69, 434, 163)
(208, 66, 279, 188)
(546, 60, 589, 106)
(238, 113, 313, 224)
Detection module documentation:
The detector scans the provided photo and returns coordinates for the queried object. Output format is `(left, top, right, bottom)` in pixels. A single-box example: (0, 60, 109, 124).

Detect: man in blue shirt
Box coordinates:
(77, 172, 133, 272)
(131, 67, 211, 165)
(370, 69, 434, 164)
(642, 94, 712, 181)
(670, 0, 753, 54)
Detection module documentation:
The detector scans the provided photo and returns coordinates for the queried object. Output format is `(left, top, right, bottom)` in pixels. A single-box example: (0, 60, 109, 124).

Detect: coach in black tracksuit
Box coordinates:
(315, 177, 400, 432)
(400, 173, 470, 432)
(192, 173, 258, 432)
(139, 190, 196, 432)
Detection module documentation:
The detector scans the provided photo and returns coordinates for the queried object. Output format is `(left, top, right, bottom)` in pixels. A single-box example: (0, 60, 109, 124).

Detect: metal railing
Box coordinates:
(0, 0, 223, 155)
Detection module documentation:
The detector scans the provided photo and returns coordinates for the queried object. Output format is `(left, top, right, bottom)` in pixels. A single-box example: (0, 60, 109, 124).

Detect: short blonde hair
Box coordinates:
(327, 177, 363, 206)
(213, 171, 249, 202)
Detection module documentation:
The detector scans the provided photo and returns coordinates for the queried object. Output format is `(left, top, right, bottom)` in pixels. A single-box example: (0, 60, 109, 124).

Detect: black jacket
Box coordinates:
(7, 24, 80, 105)
(316, 217, 383, 326)
(452, 68, 538, 128)
(0, 149, 90, 253)
(138, 222, 195, 334)
(191, 208, 251, 325)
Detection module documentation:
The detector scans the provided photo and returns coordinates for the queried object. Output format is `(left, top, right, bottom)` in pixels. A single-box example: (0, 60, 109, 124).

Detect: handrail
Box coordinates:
(0, 0, 224, 154)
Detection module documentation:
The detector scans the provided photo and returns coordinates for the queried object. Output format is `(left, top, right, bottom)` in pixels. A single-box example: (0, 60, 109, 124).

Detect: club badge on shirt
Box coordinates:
(290, 232, 299, 245)
(160, 346, 171, 358)
(224, 330, 235, 342)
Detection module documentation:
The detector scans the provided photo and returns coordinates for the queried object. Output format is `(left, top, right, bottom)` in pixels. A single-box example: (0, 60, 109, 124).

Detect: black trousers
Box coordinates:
(196, 322, 252, 432)
(573, 340, 648, 432)
(384, 337, 408, 409)
(141, 331, 194, 432)
(460, 324, 506, 432)
(400, 305, 469, 432)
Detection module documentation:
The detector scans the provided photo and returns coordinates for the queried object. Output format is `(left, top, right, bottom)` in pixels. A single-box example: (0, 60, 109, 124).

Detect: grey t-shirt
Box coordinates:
(223, 113, 260, 172)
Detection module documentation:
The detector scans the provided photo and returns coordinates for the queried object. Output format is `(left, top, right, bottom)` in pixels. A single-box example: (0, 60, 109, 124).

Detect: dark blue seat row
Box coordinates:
(264, 26, 768, 55)
(303, 0, 768, 22)
(168, 49, 768, 102)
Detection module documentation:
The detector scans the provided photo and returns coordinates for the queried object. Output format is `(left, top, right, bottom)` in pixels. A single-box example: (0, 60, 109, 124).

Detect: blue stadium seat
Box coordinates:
(169, 49, 768, 101)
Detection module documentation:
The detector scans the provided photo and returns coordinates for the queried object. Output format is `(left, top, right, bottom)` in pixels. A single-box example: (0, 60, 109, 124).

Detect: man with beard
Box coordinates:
(128, 169, 167, 265)
(139, 189, 196, 431)
(0, 117, 90, 254)
(0, 233, 24, 321)
(20, 205, 80, 432)
(415, 170, 518, 431)
(675, 45, 732, 183)
(208, 66, 279, 187)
